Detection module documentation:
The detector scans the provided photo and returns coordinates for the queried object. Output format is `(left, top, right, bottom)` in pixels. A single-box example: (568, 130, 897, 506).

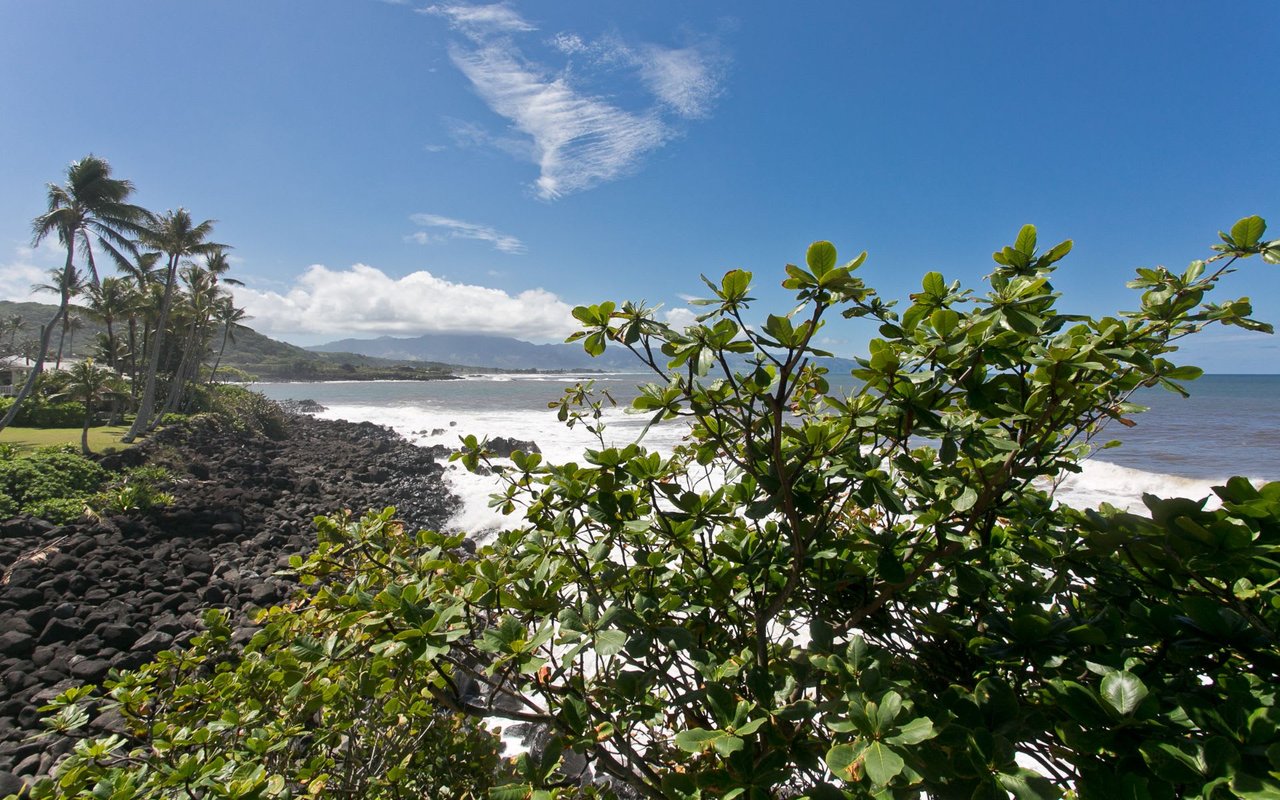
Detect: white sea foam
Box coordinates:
(310, 398, 1244, 535)
(1051, 459, 1238, 514)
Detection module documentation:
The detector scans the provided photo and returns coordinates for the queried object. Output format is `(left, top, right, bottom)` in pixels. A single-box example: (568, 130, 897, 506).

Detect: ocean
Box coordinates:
(256, 373, 1280, 536)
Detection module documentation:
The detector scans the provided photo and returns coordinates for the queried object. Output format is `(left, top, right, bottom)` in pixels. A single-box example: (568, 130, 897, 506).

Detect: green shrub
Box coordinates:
(24, 496, 88, 524)
(32, 510, 506, 799)
(0, 491, 17, 519)
(90, 465, 175, 515)
(0, 396, 93, 428)
(207, 384, 289, 439)
(0, 445, 107, 520)
(28, 219, 1280, 799)
(18, 401, 89, 428)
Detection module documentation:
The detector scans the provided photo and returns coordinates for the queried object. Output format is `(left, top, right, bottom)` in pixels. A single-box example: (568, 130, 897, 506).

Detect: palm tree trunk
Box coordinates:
(155, 312, 207, 422)
(0, 244, 74, 431)
(209, 323, 232, 385)
(123, 257, 177, 443)
(55, 316, 68, 369)
(104, 317, 116, 372)
(127, 317, 139, 396)
(81, 406, 91, 455)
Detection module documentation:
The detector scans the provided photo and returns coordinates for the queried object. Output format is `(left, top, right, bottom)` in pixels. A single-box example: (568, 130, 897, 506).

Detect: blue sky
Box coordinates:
(0, 1, 1276, 371)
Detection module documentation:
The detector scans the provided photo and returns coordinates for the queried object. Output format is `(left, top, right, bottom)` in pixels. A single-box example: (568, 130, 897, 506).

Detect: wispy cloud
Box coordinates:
(232, 263, 575, 341)
(422, 2, 535, 38)
(423, 2, 727, 199)
(636, 44, 723, 119)
(0, 246, 60, 303)
(449, 43, 668, 199)
(406, 213, 526, 254)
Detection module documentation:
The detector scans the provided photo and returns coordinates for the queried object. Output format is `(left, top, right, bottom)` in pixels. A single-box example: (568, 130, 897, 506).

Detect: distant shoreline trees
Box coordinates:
(0, 155, 252, 438)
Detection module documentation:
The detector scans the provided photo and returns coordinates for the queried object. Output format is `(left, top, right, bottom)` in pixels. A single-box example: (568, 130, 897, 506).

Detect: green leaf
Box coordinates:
(674, 727, 742, 756)
(1014, 224, 1037, 256)
(595, 630, 628, 657)
(887, 717, 935, 745)
(721, 269, 752, 300)
(674, 728, 721, 753)
(921, 272, 946, 297)
(953, 486, 978, 512)
(1230, 774, 1280, 800)
(862, 742, 905, 786)
(1041, 239, 1073, 265)
(808, 241, 838, 277)
(1230, 215, 1266, 248)
(997, 769, 1063, 800)
(1100, 671, 1148, 716)
(825, 743, 865, 782)
(930, 308, 960, 337)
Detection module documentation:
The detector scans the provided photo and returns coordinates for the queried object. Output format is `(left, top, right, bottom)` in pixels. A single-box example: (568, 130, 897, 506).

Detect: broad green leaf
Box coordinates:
(808, 241, 838, 276)
(1014, 224, 1037, 256)
(997, 769, 1063, 800)
(825, 743, 865, 782)
(1230, 215, 1266, 248)
(862, 742, 905, 786)
(931, 308, 960, 337)
(674, 728, 721, 753)
(1041, 239, 1073, 265)
(921, 272, 946, 297)
(887, 717, 936, 745)
(721, 269, 752, 300)
(595, 630, 628, 656)
(1100, 671, 1148, 716)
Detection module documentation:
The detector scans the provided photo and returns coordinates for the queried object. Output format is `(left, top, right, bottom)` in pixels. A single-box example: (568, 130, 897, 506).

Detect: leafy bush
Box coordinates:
(24, 496, 89, 524)
(0, 445, 106, 520)
(32, 510, 506, 799)
(0, 396, 85, 428)
(89, 465, 175, 515)
(30, 219, 1280, 799)
(207, 384, 289, 440)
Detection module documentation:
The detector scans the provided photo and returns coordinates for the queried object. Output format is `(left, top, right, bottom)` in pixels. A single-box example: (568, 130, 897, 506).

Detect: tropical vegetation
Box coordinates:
(0, 155, 255, 443)
(21, 219, 1280, 799)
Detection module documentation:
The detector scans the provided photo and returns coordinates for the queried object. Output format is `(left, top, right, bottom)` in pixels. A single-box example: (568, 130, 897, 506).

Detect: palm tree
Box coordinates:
(66, 314, 84, 359)
(30, 266, 86, 370)
(2, 155, 147, 432)
(157, 265, 221, 417)
(4, 315, 24, 355)
(203, 247, 244, 287)
(123, 209, 225, 442)
(208, 296, 250, 385)
(50, 358, 124, 455)
(82, 276, 130, 373)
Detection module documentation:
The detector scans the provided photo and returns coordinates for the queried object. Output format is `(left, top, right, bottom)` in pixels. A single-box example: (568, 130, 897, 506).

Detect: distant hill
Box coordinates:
(0, 300, 468, 381)
(310, 331, 862, 375)
(310, 332, 639, 371)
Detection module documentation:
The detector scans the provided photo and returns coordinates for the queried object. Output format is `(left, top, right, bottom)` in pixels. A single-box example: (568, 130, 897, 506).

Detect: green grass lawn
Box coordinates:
(0, 425, 132, 453)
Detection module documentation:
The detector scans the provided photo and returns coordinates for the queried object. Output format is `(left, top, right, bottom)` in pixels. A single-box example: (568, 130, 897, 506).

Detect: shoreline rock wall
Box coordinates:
(0, 413, 458, 788)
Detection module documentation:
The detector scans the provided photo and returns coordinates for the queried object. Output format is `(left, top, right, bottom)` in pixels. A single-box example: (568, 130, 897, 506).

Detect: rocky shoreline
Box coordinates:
(0, 413, 460, 791)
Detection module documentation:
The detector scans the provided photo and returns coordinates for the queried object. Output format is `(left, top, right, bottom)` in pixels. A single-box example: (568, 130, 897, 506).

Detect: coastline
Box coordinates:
(0, 412, 460, 785)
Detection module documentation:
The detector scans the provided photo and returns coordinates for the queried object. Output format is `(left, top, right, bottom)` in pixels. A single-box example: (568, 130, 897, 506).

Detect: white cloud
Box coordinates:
(449, 42, 668, 199)
(230, 263, 576, 341)
(423, 3, 726, 198)
(636, 44, 723, 119)
(0, 246, 61, 303)
(407, 213, 527, 254)
(663, 307, 699, 329)
(422, 2, 535, 38)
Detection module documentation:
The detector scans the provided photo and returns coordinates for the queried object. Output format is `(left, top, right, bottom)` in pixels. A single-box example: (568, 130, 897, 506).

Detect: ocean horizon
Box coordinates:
(256, 372, 1280, 537)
